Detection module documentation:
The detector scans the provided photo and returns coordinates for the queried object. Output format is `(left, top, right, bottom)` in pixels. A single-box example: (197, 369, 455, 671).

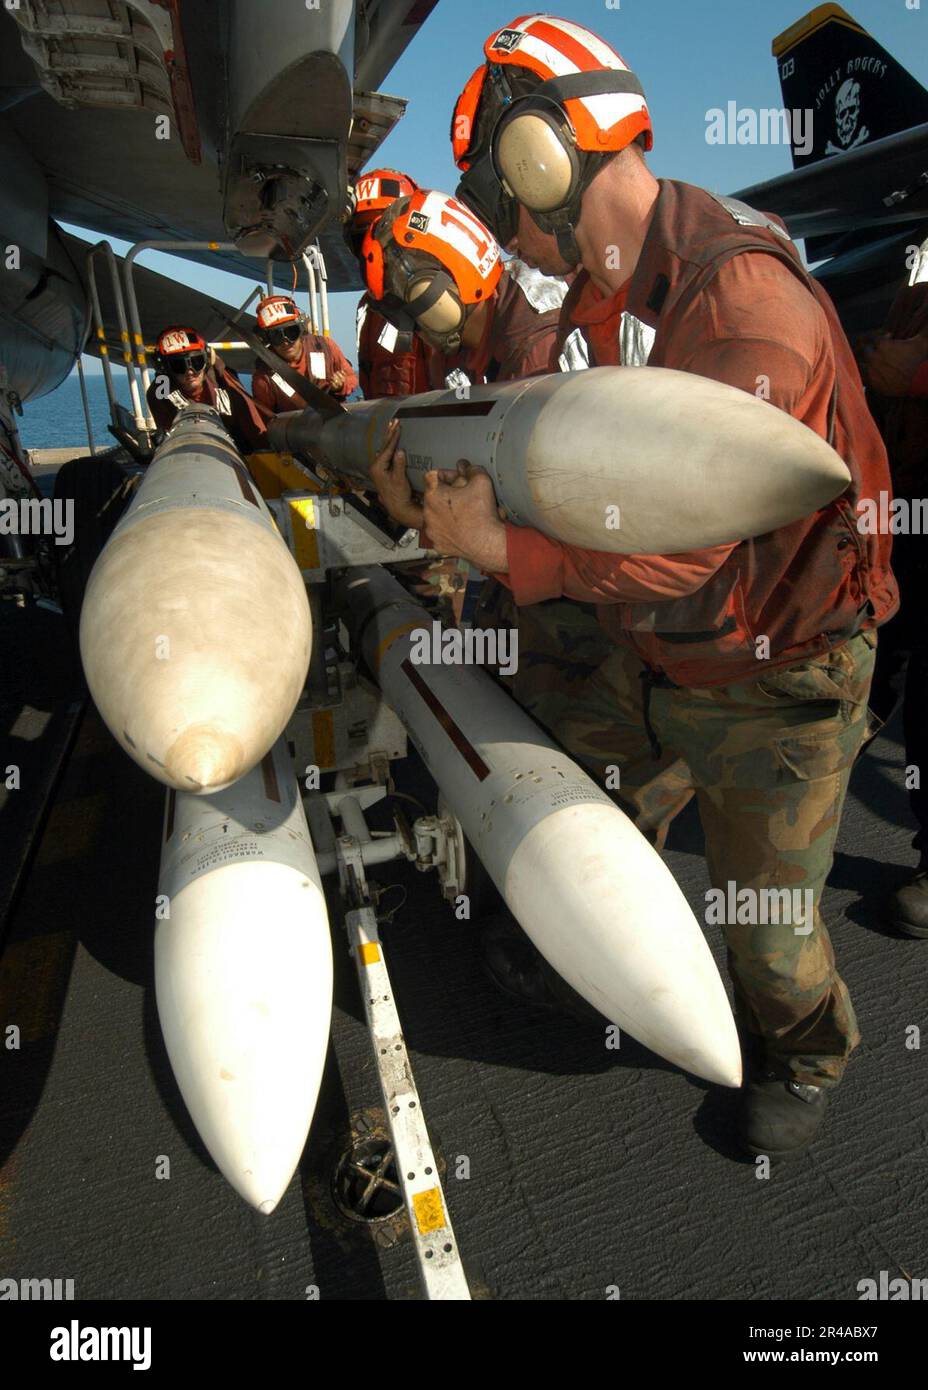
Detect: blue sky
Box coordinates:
(73, 0, 928, 373)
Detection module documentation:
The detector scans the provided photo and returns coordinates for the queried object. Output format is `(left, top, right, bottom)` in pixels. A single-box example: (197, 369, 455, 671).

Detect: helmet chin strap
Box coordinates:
(526, 204, 581, 268)
(528, 146, 613, 269)
(554, 223, 581, 268)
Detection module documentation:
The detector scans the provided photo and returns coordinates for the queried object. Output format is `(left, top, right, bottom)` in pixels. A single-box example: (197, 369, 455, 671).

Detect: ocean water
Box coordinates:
(18, 371, 253, 453)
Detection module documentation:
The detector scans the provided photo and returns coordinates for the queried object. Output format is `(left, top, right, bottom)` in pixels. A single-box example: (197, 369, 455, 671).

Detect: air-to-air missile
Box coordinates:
(156, 737, 332, 1214)
(267, 365, 851, 554)
(339, 566, 743, 1089)
(82, 367, 830, 1211)
(79, 407, 311, 794)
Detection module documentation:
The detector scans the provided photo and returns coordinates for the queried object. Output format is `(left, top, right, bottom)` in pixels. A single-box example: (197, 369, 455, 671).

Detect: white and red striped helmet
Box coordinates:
(451, 15, 652, 259)
(482, 14, 652, 154)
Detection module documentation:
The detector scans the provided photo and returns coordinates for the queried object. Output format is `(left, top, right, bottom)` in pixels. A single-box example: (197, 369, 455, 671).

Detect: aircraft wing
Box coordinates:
(733, 121, 928, 242)
(0, 1, 433, 290)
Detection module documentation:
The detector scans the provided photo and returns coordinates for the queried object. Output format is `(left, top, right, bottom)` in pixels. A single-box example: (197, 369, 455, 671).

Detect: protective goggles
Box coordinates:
(258, 322, 302, 347)
(163, 351, 206, 375)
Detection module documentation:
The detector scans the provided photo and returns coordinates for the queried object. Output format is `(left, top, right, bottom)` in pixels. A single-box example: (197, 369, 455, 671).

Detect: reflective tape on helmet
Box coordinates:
(257, 296, 301, 329)
(412, 191, 500, 285)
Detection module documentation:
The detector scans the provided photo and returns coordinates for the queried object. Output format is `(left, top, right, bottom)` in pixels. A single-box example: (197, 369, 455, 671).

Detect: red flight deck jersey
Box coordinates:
(252, 334, 358, 414)
(357, 295, 435, 398)
(497, 179, 898, 687)
(145, 357, 267, 453)
(434, 261, 565, 387)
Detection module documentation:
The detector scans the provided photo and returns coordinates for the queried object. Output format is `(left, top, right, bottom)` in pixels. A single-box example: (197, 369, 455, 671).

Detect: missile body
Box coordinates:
(269, 366, 851, 555)
(340, 566, 742, 1088)
(155, 737, 332, 1213)
(80, 408, 311, 793)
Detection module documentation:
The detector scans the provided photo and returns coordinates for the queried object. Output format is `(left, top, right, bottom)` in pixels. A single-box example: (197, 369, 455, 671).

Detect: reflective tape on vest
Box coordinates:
(620, 312, 656, 367)
(271, 372, 297, 399)
(558, 328, 590, 373)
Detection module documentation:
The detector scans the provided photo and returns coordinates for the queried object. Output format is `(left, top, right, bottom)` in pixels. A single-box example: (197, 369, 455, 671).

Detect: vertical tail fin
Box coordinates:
(774, 4, 928, 169)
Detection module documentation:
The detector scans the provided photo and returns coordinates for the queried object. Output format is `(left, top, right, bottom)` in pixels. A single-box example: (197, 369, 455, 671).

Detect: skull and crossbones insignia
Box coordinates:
(825, 79, 870, 154)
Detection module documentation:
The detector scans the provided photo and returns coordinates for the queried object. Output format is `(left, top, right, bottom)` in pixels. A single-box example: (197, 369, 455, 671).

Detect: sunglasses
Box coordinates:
(165, 351, 206, 374)
(260, 322, 302, 347)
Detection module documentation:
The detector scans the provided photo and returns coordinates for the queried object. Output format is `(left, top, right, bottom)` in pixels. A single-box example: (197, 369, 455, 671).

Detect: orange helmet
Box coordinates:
(349, 168, 420, 235)
(360, 190, 501, 353)
(484, 15, 652, 156)
(154, 325, 207, 375)
(156, 325, 206, 357)
(452, 14, 652, 261)
(256, 294, 301, 330)
(255, 295, 306, 347)
(450, 64, 521, 245)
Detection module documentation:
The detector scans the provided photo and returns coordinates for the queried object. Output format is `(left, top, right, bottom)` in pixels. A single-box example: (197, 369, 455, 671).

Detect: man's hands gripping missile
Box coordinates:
(369, 419, 423, 531)
(370, 419, 509, 572)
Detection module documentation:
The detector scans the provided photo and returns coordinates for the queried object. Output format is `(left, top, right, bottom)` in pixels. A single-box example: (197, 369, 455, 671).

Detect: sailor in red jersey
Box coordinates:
(359, 185, 607, 693)
(251, 295, 357, 414)
(347, 168, 437, 398)
(422, 14, 900, 1157)
(147, 325, 266, 453)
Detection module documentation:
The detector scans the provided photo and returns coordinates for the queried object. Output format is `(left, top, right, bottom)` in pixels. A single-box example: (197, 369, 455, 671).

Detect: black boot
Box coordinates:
(885, 867, 928, 939)
(739, 1075, 828, 1158)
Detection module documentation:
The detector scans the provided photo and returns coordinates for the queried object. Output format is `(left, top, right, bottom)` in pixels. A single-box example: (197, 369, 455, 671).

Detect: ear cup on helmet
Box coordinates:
(493, 103, 581, 213)
(360, 229, 387, 300)
(406, 276, 465, 336)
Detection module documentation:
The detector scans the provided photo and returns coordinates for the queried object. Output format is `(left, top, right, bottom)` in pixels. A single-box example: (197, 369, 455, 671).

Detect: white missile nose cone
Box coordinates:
(501, 804, 745, 1087)
(800, 441, 851, 495)
(165, 726, 246, 792)
(692, 1048, 743, 1090)
(155, 860, 332, 1218)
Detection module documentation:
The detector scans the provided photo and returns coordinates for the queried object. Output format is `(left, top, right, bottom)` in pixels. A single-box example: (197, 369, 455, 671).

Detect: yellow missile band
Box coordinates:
(358, 942, 380, 965)
(311, 709, 336, 769)
(120, 331, 129, 341)
(366, 409, 386, 464)
(99, 345, 109, 355)
(375, 621, 421, 672)
(413, 1188, 445, 1235)
(208, 241, 220, 249)
(134, 333, 143, 345)
(96, 327, 105, 339)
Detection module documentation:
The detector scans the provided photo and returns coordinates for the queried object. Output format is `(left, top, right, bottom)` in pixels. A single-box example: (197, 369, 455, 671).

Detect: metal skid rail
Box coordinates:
(283, 479, 472, 1299)
(306, 785, 471, 1301)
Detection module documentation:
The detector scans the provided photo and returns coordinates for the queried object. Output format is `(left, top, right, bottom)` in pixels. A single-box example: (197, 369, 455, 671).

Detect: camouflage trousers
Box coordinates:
(473, 580, 615, 735)
(557, 630, 880, 1087)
